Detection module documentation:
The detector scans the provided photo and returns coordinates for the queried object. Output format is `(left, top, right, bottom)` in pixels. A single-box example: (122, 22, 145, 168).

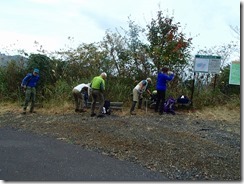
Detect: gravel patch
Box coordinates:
(0, 108, 241, 181)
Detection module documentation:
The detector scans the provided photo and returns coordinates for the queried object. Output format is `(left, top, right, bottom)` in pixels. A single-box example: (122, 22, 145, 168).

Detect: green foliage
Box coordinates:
(146, 10, 193, 72)
(217, 64, 240, 95)
(26, 54, 57, 99)
(54, 79, 72, 100)
(0, 61, 24, 101)
(225, 94, 241, 109)
(43, 79, 72, 104)
(105, 77, 134, 102)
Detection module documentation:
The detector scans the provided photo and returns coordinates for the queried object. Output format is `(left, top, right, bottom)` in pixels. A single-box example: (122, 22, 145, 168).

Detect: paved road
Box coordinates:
(0, 127, 167, 181)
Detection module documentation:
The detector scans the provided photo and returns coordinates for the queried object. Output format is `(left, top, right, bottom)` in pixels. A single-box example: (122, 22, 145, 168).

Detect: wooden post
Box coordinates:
(190, 72, 196, 106)
(213, 74, 217, 90)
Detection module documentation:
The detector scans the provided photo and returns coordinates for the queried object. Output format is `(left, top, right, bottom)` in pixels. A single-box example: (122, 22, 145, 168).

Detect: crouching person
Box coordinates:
(130, 78, 152, 115)
(90, 72, 107, 118)
(72, 83, 90, 113)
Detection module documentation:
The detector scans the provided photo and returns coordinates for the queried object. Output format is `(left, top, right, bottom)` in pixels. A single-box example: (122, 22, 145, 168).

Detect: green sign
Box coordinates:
(229, 61, 240, 85)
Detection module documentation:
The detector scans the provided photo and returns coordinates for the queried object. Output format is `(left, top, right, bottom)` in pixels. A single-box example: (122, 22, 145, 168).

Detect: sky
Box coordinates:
(0, 0, 241, 60)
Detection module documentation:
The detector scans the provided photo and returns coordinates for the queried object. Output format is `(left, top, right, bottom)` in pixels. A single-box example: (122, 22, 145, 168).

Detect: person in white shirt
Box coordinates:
(130, 78, 152, 115)
(72, 83, 91, 113)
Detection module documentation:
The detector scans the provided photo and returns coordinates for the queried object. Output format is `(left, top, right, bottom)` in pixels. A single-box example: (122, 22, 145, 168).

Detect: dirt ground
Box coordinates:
(0, 103, 241, 180)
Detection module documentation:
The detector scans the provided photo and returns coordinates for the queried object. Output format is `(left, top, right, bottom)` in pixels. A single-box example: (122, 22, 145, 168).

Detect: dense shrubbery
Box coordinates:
(0, 53, 240, 109)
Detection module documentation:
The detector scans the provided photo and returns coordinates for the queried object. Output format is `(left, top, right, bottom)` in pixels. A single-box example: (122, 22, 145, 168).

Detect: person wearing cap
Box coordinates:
(155, 67, 174, 115)
(72, 83, 91, 113)
(130, 78, 152, 115)
(90, 72, 107, 118)
(21, 68, 40, 114)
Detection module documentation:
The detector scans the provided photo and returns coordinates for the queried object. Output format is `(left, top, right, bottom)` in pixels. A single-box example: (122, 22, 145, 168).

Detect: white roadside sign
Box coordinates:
(194, 55, 221, 73)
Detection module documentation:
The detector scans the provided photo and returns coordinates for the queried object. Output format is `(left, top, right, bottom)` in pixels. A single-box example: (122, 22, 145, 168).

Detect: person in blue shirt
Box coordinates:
(155, 67, 174, 115)
(21, 68, 40, 114)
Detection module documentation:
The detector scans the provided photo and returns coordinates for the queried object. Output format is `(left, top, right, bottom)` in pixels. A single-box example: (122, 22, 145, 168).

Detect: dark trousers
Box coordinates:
(91, 89, 104, 115)
(155, 90, 166, 113)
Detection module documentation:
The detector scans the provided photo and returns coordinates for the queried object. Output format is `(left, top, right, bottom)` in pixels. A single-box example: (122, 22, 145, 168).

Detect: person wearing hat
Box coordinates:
(155, 67, 174, 115)
(72, 83, 91, 113)
(90, 72, 107, 118)
(21, 68, 40, 114)
(130, 77, 152, 115)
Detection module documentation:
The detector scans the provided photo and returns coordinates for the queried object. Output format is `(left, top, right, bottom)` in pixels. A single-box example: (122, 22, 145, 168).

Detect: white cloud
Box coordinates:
(0, 30, 64, 53)
(0, 0, 240, 56)
(27, 0, 63, 5)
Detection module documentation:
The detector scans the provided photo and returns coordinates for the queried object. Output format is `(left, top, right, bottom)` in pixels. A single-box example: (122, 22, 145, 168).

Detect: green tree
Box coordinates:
(0, 61, 24, 101)
(27, 54, 55, 100)
(126, 19, 152, 80)
(101, 30, 128, 77)
(146, 10, 193, 72)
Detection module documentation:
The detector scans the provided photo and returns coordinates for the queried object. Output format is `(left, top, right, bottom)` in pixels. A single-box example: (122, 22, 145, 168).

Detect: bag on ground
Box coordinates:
(177, 95, 191, 105)
(102, 100, 111, 115)
(164, 97, 176, 115)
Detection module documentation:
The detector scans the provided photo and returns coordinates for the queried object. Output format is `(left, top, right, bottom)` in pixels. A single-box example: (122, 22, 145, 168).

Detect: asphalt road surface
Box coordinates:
(0, 127, 167, 181)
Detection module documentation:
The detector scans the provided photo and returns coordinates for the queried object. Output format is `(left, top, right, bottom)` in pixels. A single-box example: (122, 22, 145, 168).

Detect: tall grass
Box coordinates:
(0, 74, 240, 110)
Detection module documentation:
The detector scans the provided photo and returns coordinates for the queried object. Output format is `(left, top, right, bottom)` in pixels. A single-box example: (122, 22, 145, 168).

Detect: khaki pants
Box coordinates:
(132, 88, 141, 102)
(72, 89, 85, 110)
(23, 87, 36, 111)
(130, 88, 143, 113)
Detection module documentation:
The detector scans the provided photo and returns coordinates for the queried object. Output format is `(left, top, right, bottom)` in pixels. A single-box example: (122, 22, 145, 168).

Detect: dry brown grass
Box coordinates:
(0, 101, 240, 123)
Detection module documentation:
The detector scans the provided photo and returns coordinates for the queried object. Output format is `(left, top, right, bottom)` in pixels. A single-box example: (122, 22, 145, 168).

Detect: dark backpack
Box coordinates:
(102, 100, 111, 115)
(177, 95, 190, 105)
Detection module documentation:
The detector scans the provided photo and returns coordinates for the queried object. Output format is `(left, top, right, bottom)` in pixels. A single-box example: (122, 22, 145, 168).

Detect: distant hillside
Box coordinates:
(0, 53, 28, 67)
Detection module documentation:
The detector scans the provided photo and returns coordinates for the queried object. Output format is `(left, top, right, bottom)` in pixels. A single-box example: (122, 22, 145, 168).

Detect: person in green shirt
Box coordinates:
(90, 72, 107, 118)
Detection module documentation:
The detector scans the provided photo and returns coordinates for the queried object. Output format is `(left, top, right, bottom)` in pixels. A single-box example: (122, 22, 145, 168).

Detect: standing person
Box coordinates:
(72, 83, 91, 113)
(130, 78, 152, 115)
(155, 67, 174, 115)
(90, 72, 107, 118)
(21, 68, 40, 114)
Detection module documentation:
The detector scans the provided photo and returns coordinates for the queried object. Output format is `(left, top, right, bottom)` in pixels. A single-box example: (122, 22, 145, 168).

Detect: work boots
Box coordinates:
(138, 98, 143, 109)
(130, 101, 137, 115)
(22, 108, 27, 115)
